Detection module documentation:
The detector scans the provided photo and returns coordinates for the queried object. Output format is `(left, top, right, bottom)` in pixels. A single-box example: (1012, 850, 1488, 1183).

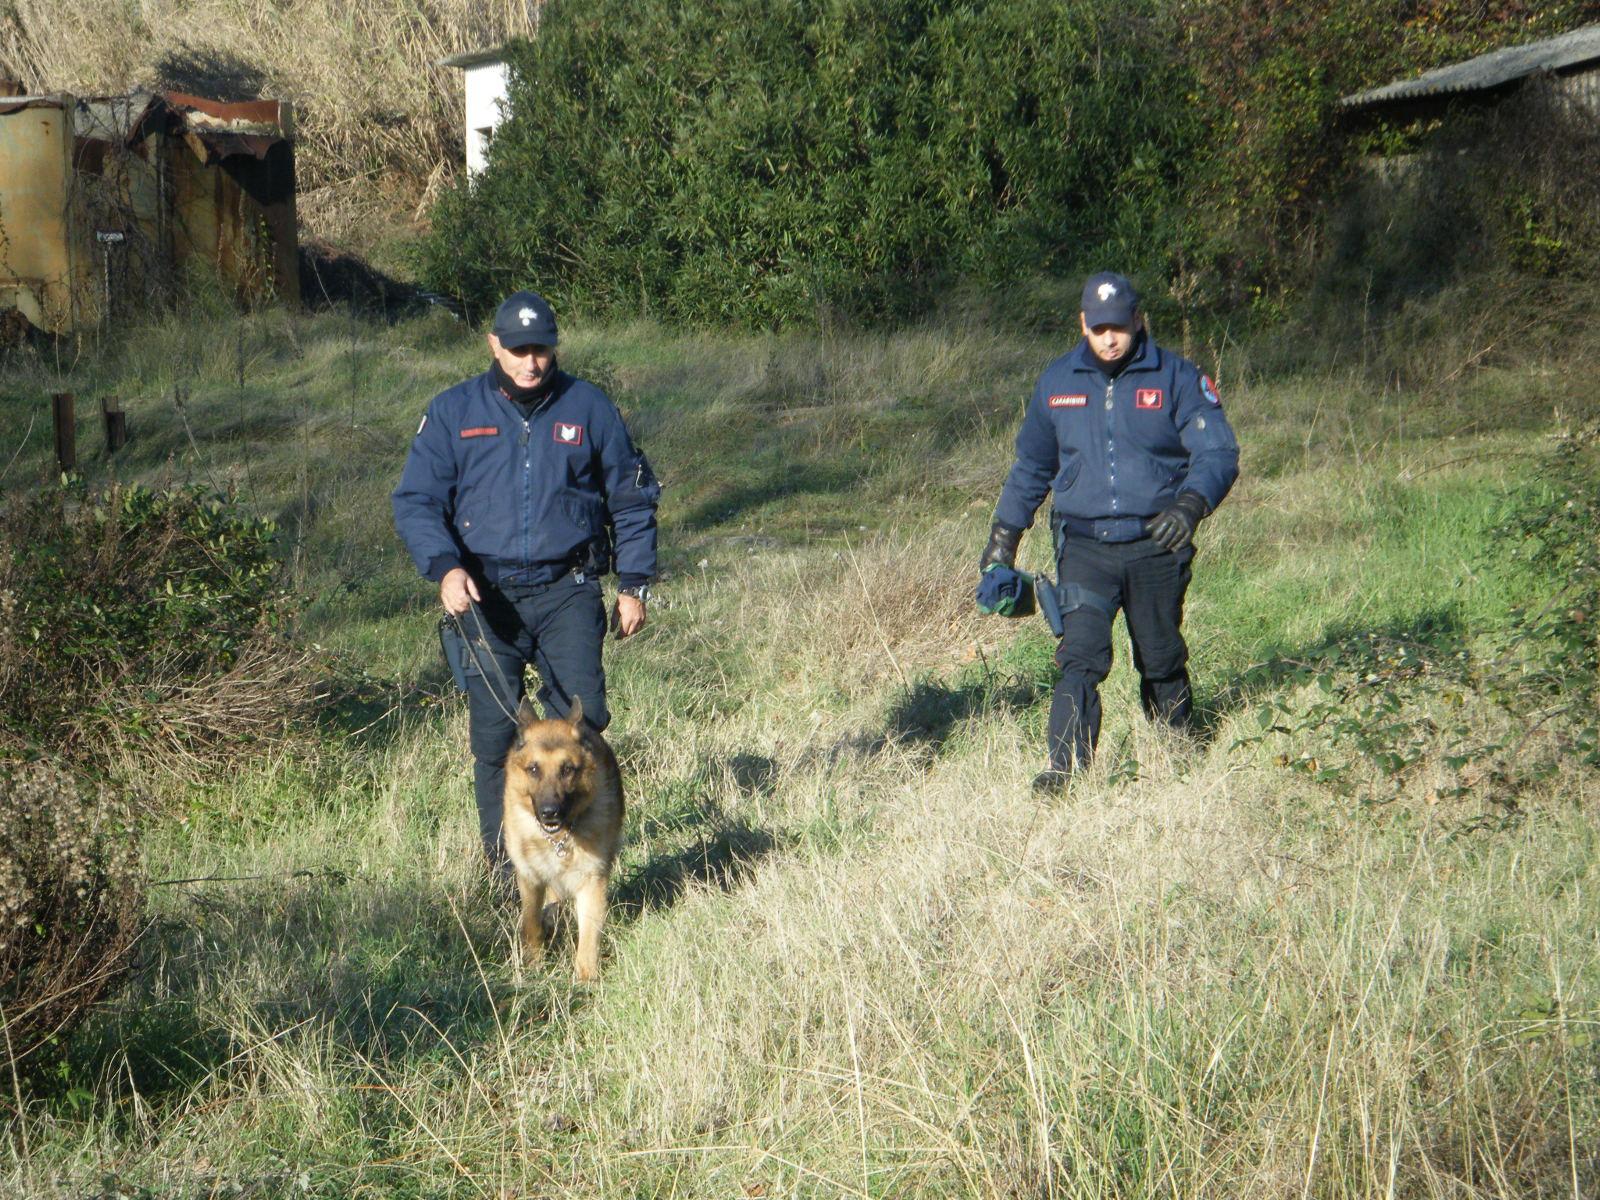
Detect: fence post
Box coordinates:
(100, 395, 127, 453)
(51, 392, 75, 472)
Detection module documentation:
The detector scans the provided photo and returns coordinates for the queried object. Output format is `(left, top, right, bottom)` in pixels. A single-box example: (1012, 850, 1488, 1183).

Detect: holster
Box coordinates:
(1037, 574, 1064, 637)
(438, 614, 471, 693)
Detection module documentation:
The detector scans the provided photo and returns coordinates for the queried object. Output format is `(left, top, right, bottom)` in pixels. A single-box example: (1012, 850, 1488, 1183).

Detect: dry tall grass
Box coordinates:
(0, 308, 1594, 1197)
(0, 0, 541, 247)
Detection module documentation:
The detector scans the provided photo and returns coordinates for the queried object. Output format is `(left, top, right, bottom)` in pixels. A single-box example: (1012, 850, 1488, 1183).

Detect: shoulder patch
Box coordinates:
(1201, 375, 1223, 406)
(416, 414, 427, 435)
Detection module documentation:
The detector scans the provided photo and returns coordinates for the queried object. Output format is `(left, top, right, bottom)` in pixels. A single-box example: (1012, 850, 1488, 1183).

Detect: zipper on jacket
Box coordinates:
(1105, 382, 1119, 514)
(521, 418, 532, 567)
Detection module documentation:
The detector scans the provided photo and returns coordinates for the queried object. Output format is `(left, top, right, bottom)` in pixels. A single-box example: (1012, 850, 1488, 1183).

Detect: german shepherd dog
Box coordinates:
(502, 695, 624, 981)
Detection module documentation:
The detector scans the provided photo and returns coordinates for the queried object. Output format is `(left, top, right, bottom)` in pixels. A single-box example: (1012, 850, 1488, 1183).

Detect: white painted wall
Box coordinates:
(463, 58, 510, 176)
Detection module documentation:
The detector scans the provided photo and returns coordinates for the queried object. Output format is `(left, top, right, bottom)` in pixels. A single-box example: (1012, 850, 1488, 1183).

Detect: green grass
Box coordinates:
(1, 304, 1596, 1197)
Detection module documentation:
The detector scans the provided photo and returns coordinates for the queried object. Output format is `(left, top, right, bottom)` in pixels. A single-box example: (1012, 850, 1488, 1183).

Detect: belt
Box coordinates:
(1052, 512, 1149, 544)
(481, 557, 583, 586)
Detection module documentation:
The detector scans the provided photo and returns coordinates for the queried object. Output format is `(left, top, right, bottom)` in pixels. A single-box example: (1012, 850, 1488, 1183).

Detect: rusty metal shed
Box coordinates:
(0, 88, 298, 336)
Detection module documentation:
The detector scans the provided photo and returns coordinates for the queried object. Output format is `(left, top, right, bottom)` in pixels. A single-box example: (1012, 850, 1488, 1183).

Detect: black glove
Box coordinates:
(1145, 491, 1210, 552)
(979, 521, 1023, 572)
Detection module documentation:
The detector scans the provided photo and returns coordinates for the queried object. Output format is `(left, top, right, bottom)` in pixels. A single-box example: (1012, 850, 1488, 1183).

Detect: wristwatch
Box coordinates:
(616, 583, 651, 604)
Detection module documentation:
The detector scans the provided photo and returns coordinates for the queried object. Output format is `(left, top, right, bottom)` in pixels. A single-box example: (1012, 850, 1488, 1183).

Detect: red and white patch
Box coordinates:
(1201, 375, 1223, 406)
(553, 422, 585, 446)
(1049, 393, 1088, 408)
(1135, 389, 1164, 410)
(460, 425, 499, 438)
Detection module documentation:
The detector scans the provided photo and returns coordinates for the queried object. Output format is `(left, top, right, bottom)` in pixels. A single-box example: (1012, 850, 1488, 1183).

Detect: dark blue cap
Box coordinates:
(492, 290, 559, 348)
(1080, 272, 1139, 328)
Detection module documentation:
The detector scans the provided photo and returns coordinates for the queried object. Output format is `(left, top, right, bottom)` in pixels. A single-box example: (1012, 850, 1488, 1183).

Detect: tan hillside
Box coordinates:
(0, 0, 540, 251)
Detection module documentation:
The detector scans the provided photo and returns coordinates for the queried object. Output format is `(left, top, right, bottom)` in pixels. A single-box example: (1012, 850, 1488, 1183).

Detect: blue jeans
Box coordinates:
(457, 572, 610, 874)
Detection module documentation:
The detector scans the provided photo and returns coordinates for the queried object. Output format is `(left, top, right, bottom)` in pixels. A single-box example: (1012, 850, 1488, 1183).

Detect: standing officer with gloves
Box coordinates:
(983, 272, 1239, 793)
(393, 290, 660, 878)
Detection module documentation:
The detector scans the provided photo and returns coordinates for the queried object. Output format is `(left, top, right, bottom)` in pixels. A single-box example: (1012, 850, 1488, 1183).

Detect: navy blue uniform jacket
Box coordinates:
(392, 370, 660, 588)
(995, 335, 1239, 543)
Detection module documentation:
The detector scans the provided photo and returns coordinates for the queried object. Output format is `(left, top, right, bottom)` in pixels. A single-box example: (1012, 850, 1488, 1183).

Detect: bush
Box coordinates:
(1239, 80, 1600, 386)
(422, 0, 1600, 330)
(419, 0, 1196, 327)
(0, 759, 141, 1084)
(1146, 0, 1600, 311)
(0, 479, 314, 785)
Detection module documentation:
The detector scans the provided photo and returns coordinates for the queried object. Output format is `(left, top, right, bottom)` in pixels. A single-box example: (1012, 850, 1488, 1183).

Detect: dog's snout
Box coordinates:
(537, 797, 565, 822)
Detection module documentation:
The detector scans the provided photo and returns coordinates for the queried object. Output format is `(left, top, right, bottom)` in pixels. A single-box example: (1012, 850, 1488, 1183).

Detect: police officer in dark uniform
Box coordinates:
(393, 290, 660, 875)
(983, 272, 1239, 792)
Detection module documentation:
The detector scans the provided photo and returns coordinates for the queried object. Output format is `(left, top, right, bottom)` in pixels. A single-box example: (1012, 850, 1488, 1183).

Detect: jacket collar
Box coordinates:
(1066, 332, 1160, 378)
(477, 368, 572, 422)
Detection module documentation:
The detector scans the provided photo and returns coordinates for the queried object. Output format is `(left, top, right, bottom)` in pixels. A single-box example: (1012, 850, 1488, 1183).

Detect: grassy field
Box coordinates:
(0, 303, 1596, 1198)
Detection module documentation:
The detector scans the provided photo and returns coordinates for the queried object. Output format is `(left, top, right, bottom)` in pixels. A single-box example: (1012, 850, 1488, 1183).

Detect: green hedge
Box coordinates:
(419, 0, 1600, 328)
(420, 0, 1195, 326)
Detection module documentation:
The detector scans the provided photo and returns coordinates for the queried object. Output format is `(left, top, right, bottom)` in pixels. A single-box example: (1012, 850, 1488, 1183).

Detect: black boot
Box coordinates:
(1031, 768, 1072, 797)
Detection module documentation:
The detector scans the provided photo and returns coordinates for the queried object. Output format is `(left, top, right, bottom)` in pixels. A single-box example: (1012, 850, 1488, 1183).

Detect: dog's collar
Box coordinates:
(542, 826, 572, 859)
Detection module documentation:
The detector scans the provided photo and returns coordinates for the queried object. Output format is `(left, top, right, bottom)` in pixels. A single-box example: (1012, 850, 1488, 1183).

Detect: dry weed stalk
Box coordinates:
(0, 760, 142, 1084)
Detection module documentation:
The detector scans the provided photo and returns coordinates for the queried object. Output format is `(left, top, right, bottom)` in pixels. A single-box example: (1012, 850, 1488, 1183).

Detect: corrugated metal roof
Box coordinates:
(1339, 22, 1600, 110)
(439, 46, 506, 70)
(0, 93, 71, 114)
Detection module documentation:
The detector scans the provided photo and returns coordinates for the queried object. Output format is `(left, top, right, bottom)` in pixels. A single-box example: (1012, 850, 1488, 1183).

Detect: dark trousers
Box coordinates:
(459, 572, 609, 874)
(1047, 534, 1194, 771)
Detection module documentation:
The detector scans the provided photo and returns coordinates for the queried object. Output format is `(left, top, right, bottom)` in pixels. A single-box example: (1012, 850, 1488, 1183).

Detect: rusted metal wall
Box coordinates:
(161, 94, 299, 307)
(0, 90, 298, 335)
(0, 98, 86, 332)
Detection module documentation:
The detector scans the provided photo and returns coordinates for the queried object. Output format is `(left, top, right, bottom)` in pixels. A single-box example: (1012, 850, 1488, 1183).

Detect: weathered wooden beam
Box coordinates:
(51, 392, 75, 472)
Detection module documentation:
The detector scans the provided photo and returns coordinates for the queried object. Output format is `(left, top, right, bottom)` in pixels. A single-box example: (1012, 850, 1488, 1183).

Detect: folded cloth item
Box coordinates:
(976, 564, 1037, 618)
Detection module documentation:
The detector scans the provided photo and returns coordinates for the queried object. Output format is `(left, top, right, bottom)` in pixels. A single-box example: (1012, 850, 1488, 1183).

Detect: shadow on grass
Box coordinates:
(677, 462, 857, 532)
(610, 821, 778, 918)
(58, 871, 538, 1117)
(878, 670, 1048, 753)
(611, 752, 781, 918)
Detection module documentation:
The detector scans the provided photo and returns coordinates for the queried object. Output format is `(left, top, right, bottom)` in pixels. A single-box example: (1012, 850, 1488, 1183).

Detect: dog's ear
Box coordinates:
(513, 698, 539, 748)
(567, 694, 584, 731)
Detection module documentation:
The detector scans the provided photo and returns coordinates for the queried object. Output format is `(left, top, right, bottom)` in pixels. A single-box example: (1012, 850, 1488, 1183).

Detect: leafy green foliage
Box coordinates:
(420, 0, 1195, 326)
(0, 480, 312, 782)
(1238, 423, 1600, 814)
(422, 0, 1600, 328)
(1174, 0, 1600, 306)
(1490, 421, 1600, 726)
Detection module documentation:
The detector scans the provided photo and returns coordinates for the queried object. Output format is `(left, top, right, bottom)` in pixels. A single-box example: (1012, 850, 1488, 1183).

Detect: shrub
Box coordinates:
(0, 479, 314, 785)
(0, 759, 141, 1084)
(419, 0, 1196, 327)
(1161, 0, 1600, 310)
(423, 0, 1600, 330)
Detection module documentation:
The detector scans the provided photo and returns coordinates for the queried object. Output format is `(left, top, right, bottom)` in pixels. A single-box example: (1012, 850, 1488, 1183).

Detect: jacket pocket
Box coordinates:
(559, 491, 605, 537)
(1053, 457, 1083, 496)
